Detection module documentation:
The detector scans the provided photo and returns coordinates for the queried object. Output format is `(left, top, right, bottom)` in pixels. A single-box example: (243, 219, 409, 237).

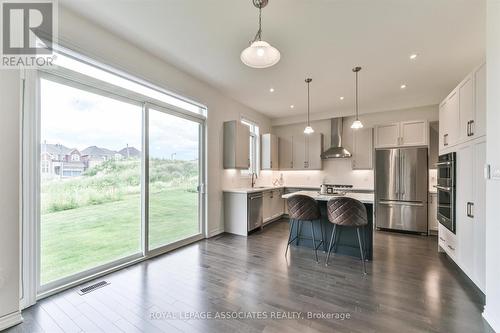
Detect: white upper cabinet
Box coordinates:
(223, 120, 250, 169)
(352, 127, 373, 169)
(375, 121, 428, 148)
(290, 133, 323, 170)
(279, 136, 293, 170)
(374, 123, 400, 148)
(473, 63, 486, 138)
(306, 133, 323, 170)
(261, 133, 279, 170)
(400, 120, 429, 147)
(458, 75, 474, 143)
(292, 135, 307, 170)
(439, 63, 486, 152)
(439, 90, 459, 151)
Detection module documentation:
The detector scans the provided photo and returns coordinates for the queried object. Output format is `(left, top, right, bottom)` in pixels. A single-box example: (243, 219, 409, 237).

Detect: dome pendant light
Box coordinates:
(304, 78, 314, 134)
(351, 67, 364, 129)
(240, 0, 281, 69)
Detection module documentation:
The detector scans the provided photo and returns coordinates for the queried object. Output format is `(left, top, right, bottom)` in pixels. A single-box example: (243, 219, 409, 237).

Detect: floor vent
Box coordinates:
(77, 281, 110, 295)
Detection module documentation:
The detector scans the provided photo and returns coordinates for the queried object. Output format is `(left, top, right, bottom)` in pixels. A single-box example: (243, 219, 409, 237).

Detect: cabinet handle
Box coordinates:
(447, 244, 455, 251)
(467, 202, 474, 218)
(470, 120, 475, 136)
(439, 236, 445, 242)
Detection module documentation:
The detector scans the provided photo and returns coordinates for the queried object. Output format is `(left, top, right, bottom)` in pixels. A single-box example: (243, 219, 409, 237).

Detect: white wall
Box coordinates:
(0, 71, 22, 328)
(271, 105, 438, 188)
(484, 0, 500, 330)
(0, 7, 271, 328)
(54, 8, 271, 236)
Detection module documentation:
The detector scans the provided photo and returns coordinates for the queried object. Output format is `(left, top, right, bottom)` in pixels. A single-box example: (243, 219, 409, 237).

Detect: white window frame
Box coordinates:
(20, 48, 208, 307)
(241, 117, 260, 175)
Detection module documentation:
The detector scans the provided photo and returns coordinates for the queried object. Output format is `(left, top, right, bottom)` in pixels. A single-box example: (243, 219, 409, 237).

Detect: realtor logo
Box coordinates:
(1, 0, 57, 68)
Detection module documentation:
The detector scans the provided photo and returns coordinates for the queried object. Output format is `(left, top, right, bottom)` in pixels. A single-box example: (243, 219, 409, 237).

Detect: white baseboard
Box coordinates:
(207, 228, 224, 238)
(0, 311, 23, 331)
(483, 308, 499, 332)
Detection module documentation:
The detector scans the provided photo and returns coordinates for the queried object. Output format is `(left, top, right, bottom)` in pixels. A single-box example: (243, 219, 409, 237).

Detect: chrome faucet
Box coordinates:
(251, 172, 258, 188)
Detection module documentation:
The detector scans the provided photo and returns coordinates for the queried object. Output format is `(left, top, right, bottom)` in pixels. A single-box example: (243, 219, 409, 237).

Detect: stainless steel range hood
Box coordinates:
(320, 118, 352, 159)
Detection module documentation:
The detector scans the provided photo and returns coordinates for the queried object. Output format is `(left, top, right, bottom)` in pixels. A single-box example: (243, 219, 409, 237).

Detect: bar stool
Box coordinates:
(326, 197, 368, 274)
(285, 195, 324, 262)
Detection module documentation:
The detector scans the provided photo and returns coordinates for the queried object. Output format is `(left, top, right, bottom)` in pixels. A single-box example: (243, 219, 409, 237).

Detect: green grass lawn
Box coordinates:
(41, 188, 199, 284)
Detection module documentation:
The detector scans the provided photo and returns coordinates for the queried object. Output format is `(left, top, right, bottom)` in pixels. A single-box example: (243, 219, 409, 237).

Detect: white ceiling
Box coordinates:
(60, 0, 485, 120)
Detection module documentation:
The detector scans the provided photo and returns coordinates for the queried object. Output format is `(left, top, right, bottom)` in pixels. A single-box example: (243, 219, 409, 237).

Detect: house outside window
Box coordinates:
(241, 118, 260, 175)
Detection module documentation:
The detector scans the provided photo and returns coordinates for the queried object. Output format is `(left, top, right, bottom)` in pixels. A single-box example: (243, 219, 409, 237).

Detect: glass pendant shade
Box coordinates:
(351, 119, 364, 129)
(241, 40, 281, 68)
(304, 126, 314, 134)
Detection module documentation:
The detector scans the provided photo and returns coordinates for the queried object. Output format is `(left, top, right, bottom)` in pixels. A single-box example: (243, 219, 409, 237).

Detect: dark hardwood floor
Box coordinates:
(7, 220, 493, 333)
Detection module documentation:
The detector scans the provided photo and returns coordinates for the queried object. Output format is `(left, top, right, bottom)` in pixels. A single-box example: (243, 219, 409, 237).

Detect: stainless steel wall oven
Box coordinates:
(435, 152, 456, 233)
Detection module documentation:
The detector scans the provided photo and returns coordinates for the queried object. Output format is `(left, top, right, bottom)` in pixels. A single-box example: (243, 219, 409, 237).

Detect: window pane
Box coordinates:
(148, 109, 201, 249)
(54, 53, 207, 117)
(40, 78, 142, 284)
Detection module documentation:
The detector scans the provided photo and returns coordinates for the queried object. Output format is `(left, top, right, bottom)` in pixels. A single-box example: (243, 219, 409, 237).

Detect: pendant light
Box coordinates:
(351, 66, 364, 129)
(240, 0, 281, 69)
(304, 78, 314, 134)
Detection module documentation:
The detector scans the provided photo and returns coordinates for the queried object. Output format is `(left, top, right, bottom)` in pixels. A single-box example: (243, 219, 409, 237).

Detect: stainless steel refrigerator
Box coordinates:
(375, 147, 428, 234)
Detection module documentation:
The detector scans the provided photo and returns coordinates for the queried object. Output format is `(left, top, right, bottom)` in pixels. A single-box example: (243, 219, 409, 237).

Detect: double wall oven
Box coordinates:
(435, 152, 456, 233)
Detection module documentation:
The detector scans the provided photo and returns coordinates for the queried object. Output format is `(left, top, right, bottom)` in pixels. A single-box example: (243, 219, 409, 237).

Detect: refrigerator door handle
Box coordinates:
(379, 200, 425, 207)
(401, 152, 405, 196)
(396, 150, 400, 197)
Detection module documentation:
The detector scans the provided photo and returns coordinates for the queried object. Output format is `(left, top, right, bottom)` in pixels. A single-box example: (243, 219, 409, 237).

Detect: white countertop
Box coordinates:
(223, 185, 374, 194)
(223, 186, 285, 194)
(223, 185, 319, 194)
(281, 190, 374, 204)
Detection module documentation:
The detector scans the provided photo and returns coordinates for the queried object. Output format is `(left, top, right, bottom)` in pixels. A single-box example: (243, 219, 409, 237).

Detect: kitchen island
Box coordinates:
(281, 191, 375, 260)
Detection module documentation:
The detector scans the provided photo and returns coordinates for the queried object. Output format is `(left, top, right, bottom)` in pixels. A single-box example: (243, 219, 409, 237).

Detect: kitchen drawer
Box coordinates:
(438, 223, 457, 259)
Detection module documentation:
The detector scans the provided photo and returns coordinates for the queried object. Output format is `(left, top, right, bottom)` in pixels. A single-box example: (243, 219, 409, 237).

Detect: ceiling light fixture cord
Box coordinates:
(307, 79, 311, 125)
(253, 5, 263, 42)
(355, 69, 359, 120)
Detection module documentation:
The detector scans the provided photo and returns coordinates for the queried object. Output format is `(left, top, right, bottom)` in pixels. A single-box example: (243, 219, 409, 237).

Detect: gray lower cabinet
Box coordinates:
(263, 188, 285, 224)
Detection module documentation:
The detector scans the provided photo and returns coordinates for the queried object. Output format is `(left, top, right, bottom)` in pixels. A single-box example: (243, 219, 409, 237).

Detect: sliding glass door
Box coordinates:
(148, 108, 202, 250)
(40, 77, 143, 286)
(36, 70, 205, 292)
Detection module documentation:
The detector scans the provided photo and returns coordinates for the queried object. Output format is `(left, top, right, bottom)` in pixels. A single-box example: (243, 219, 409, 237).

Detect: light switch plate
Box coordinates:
(491, 165, 500, 180)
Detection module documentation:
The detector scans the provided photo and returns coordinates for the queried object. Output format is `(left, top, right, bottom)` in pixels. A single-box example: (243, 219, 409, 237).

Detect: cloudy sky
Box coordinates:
(41, 78, 199, 161)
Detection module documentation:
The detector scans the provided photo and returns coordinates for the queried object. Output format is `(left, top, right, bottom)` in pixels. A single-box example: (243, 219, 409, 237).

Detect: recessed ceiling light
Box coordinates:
(290, 105, 295, 109)
(400, 84, 407, 89)
(339, 96, 345, 100)
(410, 54, 418, 60)
(269, 88, 275, 92)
